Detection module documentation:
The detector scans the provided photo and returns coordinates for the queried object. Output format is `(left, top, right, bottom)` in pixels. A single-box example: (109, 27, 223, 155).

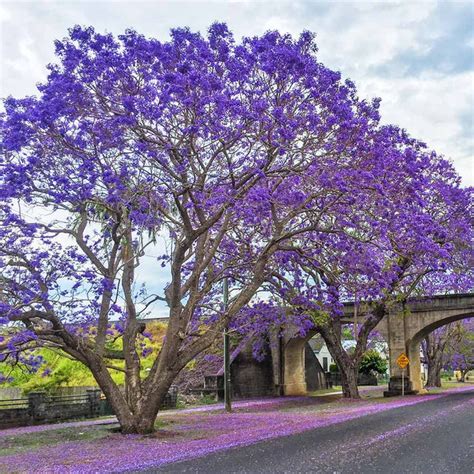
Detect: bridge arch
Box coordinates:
(407, 312, 473, 392)
(382, 294, 474, 395)
(280, 294, 474, 397)
(409, 312, 474, 344)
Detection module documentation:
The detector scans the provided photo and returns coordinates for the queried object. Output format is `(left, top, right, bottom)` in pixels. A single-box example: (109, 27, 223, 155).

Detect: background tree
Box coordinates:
(358, 349, 387, 377)
(422, 323, 462, 388)
(442, 319, 474, 383)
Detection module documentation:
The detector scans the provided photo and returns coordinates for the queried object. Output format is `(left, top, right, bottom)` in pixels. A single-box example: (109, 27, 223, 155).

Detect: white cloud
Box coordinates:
(356, 71, 474, 185)
(0, 0, 471, 186)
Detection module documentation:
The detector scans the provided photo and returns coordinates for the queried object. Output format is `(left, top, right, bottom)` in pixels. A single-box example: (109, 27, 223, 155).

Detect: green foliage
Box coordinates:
(359, 349, 387, 376)
(199, 394, 218, 405)
(175, 395, 187, 409)
(309, 310, 330, 327)
(3, 322, 169, 393)
(342, 327, 354, 340)
(5, 349, 114, 394)
(329, 363, 339, 373)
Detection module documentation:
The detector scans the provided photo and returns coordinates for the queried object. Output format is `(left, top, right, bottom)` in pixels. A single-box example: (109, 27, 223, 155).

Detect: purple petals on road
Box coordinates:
(0, 386, 472, 473)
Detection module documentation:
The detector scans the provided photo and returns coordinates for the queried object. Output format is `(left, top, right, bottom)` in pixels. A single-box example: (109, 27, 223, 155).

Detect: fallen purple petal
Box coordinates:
(1, 386, 473, 473)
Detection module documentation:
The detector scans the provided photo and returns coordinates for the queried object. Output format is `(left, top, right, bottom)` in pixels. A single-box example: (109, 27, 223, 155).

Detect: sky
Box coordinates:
(1, 0, 473, 186)
(1, 0, 473, 316)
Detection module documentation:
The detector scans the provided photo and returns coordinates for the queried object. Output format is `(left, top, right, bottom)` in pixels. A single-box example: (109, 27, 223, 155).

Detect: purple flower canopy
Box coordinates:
(0, 23, 472, 428)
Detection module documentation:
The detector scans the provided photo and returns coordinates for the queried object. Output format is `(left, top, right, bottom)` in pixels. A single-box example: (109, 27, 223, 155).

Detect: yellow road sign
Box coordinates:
(397, 353, 409, 369)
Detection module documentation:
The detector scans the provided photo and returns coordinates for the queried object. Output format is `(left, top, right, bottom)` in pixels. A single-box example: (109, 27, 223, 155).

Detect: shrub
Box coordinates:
(359, 350, 387, 376)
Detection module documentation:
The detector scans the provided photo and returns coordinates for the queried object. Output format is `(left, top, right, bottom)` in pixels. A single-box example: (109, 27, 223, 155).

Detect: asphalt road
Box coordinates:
(153, 389, 474, 474)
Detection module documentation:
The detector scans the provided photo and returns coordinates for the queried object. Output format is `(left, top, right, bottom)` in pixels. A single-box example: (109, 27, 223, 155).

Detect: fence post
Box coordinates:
(28, 391, 46, 421)
(86, 388, 101, 417)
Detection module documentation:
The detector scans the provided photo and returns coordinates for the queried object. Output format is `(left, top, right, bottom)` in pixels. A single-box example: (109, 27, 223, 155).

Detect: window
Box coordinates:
(323, 357, 328, 371)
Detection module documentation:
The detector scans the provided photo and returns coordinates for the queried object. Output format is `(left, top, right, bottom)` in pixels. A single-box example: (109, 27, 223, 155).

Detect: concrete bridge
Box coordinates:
(283, 294, 474, 396)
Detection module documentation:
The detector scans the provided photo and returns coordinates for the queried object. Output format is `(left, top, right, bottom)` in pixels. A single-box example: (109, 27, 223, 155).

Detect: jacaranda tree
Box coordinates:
(1, 24, 392, 433)
(424, 318, 474, 386)
(448, 319, 474, 382)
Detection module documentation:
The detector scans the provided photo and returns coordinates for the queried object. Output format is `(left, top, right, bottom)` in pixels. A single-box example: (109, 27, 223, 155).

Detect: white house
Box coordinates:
(308, 336, 334, 372)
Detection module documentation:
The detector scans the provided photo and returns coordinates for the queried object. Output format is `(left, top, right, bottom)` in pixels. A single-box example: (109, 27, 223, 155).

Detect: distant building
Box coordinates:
(308, 336, 334, 372)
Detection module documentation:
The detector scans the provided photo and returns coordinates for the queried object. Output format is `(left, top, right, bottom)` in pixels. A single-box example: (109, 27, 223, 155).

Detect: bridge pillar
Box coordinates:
(386, 309, 408, 378)
(384, 309, 414, 397)
(407, 339, 425, 393)
(283, 338, 307, 396)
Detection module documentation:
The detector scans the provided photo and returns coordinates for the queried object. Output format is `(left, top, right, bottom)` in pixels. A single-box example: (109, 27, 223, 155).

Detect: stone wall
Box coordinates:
(231, 344, 275, 398)
(0, 407, 31, 427)
(0, 386, 178, 428)
(0, 389, 102, 428)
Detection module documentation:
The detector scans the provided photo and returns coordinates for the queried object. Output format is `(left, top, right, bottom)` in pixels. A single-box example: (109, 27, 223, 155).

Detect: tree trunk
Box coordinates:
(85, 352, 175, 434)
(339, 366, 360, 399)
(119, 405, 160, 434)
(425, 355, 443, 387)
(103, 381, 172, 434)
(422, 332, 445, 388)
(319, 326, 361, 399)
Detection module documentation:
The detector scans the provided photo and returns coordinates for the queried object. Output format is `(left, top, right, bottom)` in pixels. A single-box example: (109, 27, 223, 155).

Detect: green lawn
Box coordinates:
(0, 425, 111, 456)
